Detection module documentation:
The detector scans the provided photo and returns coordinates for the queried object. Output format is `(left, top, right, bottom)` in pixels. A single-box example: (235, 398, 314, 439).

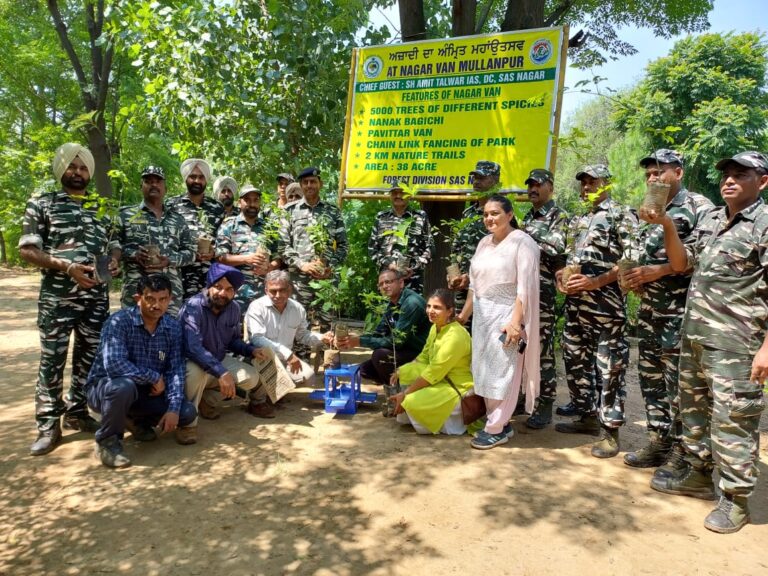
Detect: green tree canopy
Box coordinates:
(614, 32, 768, 201)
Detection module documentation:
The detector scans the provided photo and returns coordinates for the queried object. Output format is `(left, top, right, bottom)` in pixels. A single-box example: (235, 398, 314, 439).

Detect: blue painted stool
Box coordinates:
(308, 364, 378, 414)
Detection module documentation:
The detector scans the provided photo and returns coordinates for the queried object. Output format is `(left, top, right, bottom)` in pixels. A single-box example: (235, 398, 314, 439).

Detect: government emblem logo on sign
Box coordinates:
(363, 56, 383, 79)
(530, 39, 553, 65)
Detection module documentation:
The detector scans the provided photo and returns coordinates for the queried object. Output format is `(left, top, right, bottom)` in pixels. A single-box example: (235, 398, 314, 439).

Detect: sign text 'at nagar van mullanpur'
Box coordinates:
(340, 26, 568, 199)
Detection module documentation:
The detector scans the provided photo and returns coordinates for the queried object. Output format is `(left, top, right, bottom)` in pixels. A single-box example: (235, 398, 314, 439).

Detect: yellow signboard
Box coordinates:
(340, 27, 567, 199)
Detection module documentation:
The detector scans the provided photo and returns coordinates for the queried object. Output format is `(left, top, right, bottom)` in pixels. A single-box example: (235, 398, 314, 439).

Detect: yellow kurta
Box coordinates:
(400, 321, 473, 434)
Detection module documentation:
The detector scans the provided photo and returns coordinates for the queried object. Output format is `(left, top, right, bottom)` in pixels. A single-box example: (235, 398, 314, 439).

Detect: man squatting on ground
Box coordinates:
(178, 263, 273, 445)
(20, 143, 120, 456)
(86, 274, 198, 468)
(245, 270, 334, 386)
(336, 268, 431, 386)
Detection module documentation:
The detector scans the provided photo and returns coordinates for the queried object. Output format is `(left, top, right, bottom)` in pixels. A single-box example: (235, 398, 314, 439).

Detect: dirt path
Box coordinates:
(0, 270, 765, 576)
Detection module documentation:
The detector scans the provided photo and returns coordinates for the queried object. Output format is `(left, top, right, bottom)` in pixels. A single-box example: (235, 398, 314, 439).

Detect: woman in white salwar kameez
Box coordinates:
(457, 194, 541, 449)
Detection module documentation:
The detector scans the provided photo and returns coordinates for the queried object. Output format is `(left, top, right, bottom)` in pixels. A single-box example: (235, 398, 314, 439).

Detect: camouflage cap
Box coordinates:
(715, 151, 768, 172)
(276, 172, 294, 183)
(639, 149, 684, 168)
(469, 160, 501, 177)
(389, 182, 405, 192)
(297, 166, 321, 180)
(141, 165, 165, 180)
(575, 164, 611, 181)
(525, 168, 554, 185)
(238, 184, 261, 198)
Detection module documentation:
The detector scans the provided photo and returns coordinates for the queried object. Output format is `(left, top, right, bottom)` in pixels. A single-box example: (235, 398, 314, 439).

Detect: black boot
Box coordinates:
(650, 463, 716, 500)
(555, 414, 600, 435)
(555, 401, 582, 417)
(623, 433, 672, 468)
(591, 427, 620, 458)
(30, 421, 62, 456)
(653, 442, 688, 479)
(526, 398, 553, 429)
(704, 493, 750, 534)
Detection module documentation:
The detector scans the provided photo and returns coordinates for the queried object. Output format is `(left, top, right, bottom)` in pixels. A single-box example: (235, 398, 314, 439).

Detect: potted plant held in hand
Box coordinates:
(310, 265, 356, 369)
(440, 212, 481, 285)
(360, 289, 408, 417)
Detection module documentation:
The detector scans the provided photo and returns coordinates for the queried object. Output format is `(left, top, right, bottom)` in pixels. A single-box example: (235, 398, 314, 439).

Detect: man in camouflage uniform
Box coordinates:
(621, 150, 713, 472)
(276, 172, 294, 209)
(216, 184, 280, 313)
(644, 151, 768, 534)
(369, 183, 435, 294)
(117, 166, 195, 316)
(19, 143, 119, 455)
(213, 175, 240, 218)
(447, 161, 500, 312)
(278, 166, 348, 331)
(521, 169, 568, 429)
(555, 164, 636, 459)
(166, 158, 225, 299)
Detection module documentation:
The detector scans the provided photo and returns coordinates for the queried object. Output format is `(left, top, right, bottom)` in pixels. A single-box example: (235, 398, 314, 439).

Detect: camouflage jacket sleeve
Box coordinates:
(368, 212, 386, 270)
(172, 214, 196, 267)
(327, 205, 348, 267)
(451, 207, 487, 274)
(408, 210, 434, 270)
(19, 196, 47, 249)
(215, 217, 235, 258)
(523, 203, 568, 269)
(117, 207, 138, 260)
(612, 202, 639, 261)
(278, 208, 302, 268)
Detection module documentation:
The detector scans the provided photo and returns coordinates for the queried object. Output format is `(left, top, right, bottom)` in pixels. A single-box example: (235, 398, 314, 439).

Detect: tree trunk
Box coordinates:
(87, 123, 113, 198)
(397, 0, 426, 41)
(398, 0, 471, 296)
(452, 0, 477, 37)
(0, 231, 6, 265)
(422, 201, 464, 296)
(501, 0, 545, 31)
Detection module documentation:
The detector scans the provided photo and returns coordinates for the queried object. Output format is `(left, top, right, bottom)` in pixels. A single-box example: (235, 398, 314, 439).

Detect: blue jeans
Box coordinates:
(87, 377, 197, 443)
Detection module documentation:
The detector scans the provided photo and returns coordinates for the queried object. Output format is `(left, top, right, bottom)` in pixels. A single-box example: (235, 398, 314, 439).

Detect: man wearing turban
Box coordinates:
(19, 143, 120, 455)
(213, 175, 239, 218)
(177, 263, 274, 444)
(167, 158, 225, 299)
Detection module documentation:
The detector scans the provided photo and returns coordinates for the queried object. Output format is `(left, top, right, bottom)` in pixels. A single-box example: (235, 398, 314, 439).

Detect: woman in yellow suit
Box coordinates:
(390, 289, 474, 435)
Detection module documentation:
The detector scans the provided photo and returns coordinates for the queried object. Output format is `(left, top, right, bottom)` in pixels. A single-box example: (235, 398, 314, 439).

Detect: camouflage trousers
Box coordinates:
(563, 306, 628, 427)
(181, 262, 211, 300)
(637, 305, 683, 439)
(678, 339, 765, 496)
(289, 271, 332, 332)
(122, 267, 185, 317)
(35, 296, 109, 432)
(538, 299, 558, 401)
(404, 272, 423, 296)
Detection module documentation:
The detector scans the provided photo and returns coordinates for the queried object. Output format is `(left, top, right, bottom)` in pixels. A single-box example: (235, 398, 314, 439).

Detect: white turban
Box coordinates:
(52, 143, 95, 184)
(180, 158, 212, 183)
(213, 176, 238, 198)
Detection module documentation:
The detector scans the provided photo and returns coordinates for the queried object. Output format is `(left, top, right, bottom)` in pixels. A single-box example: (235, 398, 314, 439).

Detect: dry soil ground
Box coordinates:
(0, 270, 765, 576)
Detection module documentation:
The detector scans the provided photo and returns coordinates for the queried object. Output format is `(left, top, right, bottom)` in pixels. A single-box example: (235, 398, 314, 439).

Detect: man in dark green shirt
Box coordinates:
(337, 269, 430, 384)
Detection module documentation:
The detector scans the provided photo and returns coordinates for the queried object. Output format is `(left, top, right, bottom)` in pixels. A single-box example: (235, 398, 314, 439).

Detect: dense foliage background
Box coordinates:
(1, 1, 765, 319)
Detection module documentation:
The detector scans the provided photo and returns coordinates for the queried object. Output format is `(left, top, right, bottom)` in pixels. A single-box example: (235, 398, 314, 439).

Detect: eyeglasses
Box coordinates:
(378, 278, 397, 287)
